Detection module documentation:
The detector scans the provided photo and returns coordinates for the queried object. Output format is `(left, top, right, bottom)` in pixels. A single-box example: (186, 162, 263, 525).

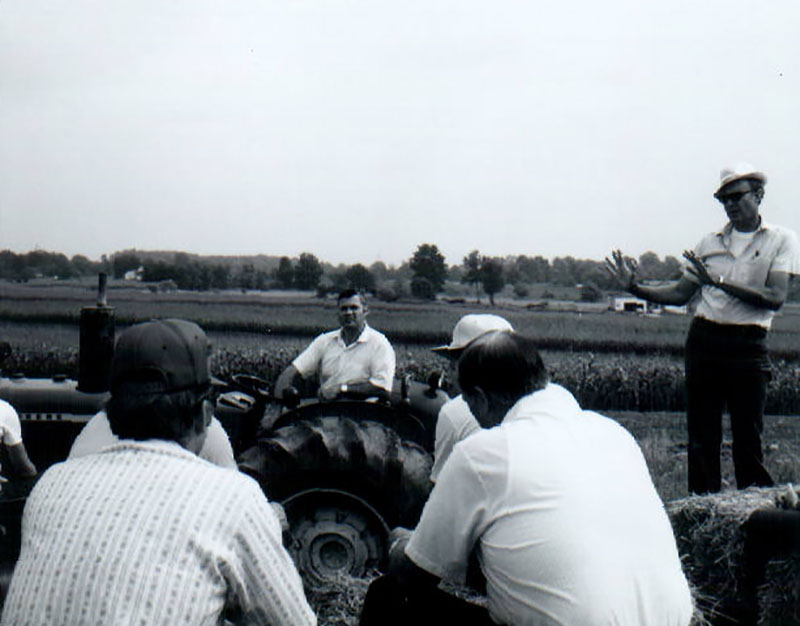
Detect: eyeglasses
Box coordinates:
(715, 190, 752, 204)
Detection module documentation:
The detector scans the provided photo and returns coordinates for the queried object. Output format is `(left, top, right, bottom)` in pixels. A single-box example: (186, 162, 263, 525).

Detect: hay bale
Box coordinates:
(668, 486, 798, 624)
(758, 557, 800, 625)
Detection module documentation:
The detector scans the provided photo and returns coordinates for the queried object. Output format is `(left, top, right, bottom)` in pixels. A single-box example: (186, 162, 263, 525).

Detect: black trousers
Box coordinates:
(360, 574, 494, 626)
(685, 318, 773, 494)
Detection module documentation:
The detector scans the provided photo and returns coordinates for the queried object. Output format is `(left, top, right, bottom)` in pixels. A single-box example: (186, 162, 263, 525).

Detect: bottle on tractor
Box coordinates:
(0, 275, 449, 585)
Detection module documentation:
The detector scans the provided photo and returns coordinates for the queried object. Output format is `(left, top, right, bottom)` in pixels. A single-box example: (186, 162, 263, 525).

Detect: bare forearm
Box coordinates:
(712, 278, 786, 311)
(629, 280, 695, 306)
(274, 365, 301, 398)
(7, 443, 37, 477)
(344, 381, 390, 398)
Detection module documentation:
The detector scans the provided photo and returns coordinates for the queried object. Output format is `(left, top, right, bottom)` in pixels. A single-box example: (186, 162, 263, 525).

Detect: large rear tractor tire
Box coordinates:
(238, 416, 433, 583)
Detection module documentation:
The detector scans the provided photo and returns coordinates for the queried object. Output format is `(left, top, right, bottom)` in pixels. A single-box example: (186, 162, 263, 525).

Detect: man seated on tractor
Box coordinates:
(360, 331, 692, 626)
(275, 288, 396, 402)
(429, 314, 513, 482)
(2, 319, 316, 626)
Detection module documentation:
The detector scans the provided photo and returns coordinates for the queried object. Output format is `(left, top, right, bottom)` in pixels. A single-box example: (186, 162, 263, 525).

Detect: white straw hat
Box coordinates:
(715, 162, 767, 194)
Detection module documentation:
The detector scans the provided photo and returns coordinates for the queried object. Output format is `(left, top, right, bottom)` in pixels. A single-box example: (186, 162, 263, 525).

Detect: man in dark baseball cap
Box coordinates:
(68, 319, 236, 467)
(3, 319, 316, 625)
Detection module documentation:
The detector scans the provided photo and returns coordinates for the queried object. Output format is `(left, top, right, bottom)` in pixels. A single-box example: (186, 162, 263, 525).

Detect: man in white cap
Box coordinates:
(607, 163, 800, 494)
(429, 314, 513, 482)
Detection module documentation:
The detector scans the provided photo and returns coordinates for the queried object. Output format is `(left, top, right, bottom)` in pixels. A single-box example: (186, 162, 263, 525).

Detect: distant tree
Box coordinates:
(70, 254, 98, 277)
(462, 249, 482, 303)
(344, 264, 376, 293)
(238, 263, 256, 291)
(274, 256, 294, 289)
(112, 252, 142, 279)
(369, 261, 389, 281)
(550, 256, 577, 286)
(580, 282, 603, 302)
(480, 256, 505, 306)
(294, 252, 324, 290)
(410, 276, 436, 300)
(409, 244, 447, 293)
(210, 265, 230, 290)
(661, 255, 682, 280)
(637, 251, 662, 280)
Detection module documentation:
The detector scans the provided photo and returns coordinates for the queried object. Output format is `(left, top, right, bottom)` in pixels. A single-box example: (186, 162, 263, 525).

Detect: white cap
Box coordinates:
(432, 314, 513, 353)
(715, 162, 767, 194)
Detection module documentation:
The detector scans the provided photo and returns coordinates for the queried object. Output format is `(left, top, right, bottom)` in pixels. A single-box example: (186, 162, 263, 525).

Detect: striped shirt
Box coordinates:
(1, 440, 316, 626)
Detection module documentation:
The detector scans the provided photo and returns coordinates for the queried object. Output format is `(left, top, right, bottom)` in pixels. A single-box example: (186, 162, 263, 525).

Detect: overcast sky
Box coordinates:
(1, 1, 799, 268)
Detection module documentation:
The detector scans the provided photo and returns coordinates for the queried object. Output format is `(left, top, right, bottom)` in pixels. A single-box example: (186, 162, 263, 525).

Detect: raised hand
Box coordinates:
(604, 249, 638, 291)
(682, 250, 716, 286)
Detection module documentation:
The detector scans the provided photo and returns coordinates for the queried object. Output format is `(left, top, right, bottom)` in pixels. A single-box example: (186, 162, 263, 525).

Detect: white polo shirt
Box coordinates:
(686, 220, 800, 328)
(0, 400, 23, 447)
(68, 411, 237, 469)
(1, 399, 24, 477)
(292, 323, 395, 392)
(406, 384, 693, 626)
(431, 394, 481, 483)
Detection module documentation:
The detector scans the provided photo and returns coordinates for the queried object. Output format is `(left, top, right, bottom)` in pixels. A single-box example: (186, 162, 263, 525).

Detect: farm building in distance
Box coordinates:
(610, 296, 662, 314)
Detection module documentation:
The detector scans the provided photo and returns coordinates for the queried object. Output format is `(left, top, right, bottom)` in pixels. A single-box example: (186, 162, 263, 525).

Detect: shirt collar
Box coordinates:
(502, 383, 582, 424)
(716, 218, 771, 238)
(100, 439, 203, 462)
(336, 323, 371, 345)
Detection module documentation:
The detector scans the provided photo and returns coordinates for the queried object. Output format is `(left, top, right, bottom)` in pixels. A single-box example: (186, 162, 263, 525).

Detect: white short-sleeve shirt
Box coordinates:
(686, 221, 800, 328)
(431, 394, 481, 483)
(68, 411, 237, 469)
(406, 384, 693, 626)
(292, 323, 395, 392)
(0, 399, 23, 446)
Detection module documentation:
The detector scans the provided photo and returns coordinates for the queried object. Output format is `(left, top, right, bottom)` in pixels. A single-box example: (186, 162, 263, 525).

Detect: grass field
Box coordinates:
(2, 282, 800, 500)
(2, 281, 800, 624)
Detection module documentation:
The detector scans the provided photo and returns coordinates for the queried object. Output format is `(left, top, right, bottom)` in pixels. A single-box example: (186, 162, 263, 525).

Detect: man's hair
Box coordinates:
(107, 376, 209, 442)
(337, 288, 367, 305)
(458, 331, 548, 404)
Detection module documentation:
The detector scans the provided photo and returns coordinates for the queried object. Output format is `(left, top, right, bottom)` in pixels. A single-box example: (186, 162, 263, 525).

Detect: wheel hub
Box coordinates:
(282, 489, 389, 584)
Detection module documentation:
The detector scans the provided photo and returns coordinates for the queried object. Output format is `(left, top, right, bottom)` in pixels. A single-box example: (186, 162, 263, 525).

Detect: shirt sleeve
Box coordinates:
(226, 484, 317, 626)
(405, 442, 491, 583)
(0, 400, 23, 446)
(292, 334, 326, 379)
(367, 335, 396, 392)
(431, 407, 457, 483)
(199, 417, 237, 469)
(771, 228, 800, 275)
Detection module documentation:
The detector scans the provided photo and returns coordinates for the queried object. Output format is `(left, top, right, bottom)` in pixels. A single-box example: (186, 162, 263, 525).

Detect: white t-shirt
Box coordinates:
(292, 324, 396, 392)
(406, 384, 693, 626)
(0, 400, 23, 447)
(68, 411, 237, 470)
(431, 394, 481, 483)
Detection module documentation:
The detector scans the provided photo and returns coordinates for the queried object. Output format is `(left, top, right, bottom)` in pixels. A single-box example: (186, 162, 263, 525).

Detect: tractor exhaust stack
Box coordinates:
(77, 273, 115, 393)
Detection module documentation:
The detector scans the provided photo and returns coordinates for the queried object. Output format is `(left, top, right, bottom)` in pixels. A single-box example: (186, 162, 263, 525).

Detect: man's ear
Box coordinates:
(465, 386, 490, 425)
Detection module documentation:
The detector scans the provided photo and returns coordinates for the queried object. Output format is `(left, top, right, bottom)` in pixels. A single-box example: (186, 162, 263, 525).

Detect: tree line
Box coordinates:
(0, 245, 761, 302)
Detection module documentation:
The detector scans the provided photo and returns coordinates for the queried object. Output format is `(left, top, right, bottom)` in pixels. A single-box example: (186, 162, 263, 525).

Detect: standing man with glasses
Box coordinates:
(606, 163, 800, 494)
